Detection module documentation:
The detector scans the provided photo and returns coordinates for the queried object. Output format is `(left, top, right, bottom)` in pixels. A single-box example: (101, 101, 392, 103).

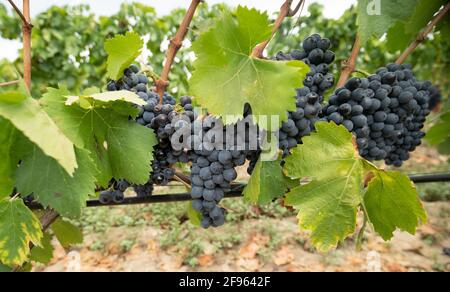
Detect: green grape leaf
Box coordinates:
(187, 202, 202, 227)
(386, 22, 411, 52)
(386, 0, 446, 52)
(0, 198, 43, 266)
(0, 94, 77, 175)
(41, 87, 158, 187)
(15, 146, 97, 218)
(364, 171, 427, 240)
(425, 112, 450, 145)
(105, 32, 143, 80)
(0, 90, 27, 104)
(243, 158, 287, 204)
(284, 122, 363, 251)
(0, 120, 15, 199)
(190, 6, 309, 131)
(437, 138, 450, 156)
(0, 263, 11, 272)
(404, 0, 447, 35)
(30, 232, 54, 265)
(357, 0, 418, 44)
(51, 219, 83, 248)
(284, 122, 360, 181)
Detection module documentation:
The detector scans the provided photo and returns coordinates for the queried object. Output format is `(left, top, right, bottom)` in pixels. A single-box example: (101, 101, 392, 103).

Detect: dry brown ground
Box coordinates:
(36, 201, 449, 272)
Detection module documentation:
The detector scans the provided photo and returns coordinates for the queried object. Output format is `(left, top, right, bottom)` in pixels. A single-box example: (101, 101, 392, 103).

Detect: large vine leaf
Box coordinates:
(51, 218, 83, 248)
(285, 178, 361, 252)
(41, 87, 158, 187)
(243, 158, 289, 205)
(404, 0, 447, 35)
(15, 146, 98, 218)
(364, 171, 427, 241)
(386, 0, 447, 52)
(357, 0, 418, 45)
(105, 32, 143, 80)
(283, 122, 426, 250)
(190, 6, 309, 131)
(0, 198, 43, 266)
(0, 119, 15, 199)
(0, 92, 77, 175)
(284, 122, 363, 251)
(0, 90, 27, 104)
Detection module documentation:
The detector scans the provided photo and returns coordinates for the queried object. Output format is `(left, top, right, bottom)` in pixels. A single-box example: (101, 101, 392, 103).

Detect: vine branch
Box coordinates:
(7, 0, 32, 90)
(0, 80, 20, 87)
(156, 0, 202, 103)
(6, 0, 32, 28)
(251, 0, 305, 58)
(337, 35, 361, 88)
(396, 2, 450, 64)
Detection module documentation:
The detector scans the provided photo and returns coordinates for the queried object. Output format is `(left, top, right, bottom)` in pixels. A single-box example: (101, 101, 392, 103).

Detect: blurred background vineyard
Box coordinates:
(0, 1, 449, 271)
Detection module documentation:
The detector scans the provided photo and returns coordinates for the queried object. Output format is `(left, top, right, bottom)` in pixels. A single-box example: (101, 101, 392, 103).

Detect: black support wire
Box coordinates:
(26, 172, 450, 210)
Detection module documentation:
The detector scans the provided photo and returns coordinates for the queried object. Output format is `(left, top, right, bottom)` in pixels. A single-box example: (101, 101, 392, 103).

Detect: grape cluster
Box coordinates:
(274, 34, 335, 156)
(108, 65, 184, 186)
(324, 63, 434, 166)
(188, 117, 249, 228)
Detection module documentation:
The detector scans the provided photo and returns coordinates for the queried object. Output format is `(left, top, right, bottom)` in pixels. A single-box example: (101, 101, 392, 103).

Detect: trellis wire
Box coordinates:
(25, 172, 450, 210)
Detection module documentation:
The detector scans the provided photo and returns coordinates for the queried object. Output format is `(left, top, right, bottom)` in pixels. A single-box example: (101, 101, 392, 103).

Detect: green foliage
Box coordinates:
(0, 120, 15, 198)
(387, 0, 447, 52)
(187, 202, 202, 227)
(364, 171, 427, 241)
(15, 147, 97, 218)
(105, 32, 143, 80)
(51, 219, 83, 248)
(426, 111, 450, 145)
(30, 232, 54, 265)
(190, 6, 309, 130)
(0, 5, 20, 39)
(0, 2, 448, 97)
(284, 122, 363, 251)
(426, 103, 450, 157)
(284, 122, 426, 251)
(243, 158, 290, 205)
(41, 87, 158, 187)
(0, 198, 43, 266)
(0, 90, 27, 104)
(0, 90, 77, 175)
(357, 0, 418, 45)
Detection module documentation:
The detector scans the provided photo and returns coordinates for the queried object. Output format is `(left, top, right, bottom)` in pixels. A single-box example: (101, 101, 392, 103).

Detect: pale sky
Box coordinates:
(0, 0, 356, 60)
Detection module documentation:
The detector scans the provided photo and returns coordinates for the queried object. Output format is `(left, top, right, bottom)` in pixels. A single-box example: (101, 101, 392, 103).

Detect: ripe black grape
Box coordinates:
(323, 63, 437, 166)
(273, 34, 336, 157)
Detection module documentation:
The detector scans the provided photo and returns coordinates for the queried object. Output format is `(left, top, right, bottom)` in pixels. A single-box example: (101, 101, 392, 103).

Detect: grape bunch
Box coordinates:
(324, 63, 434, 167)
(188, 116, 249, 228)
(107, 64, 182, 186)
(274, 34, 336, 156)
